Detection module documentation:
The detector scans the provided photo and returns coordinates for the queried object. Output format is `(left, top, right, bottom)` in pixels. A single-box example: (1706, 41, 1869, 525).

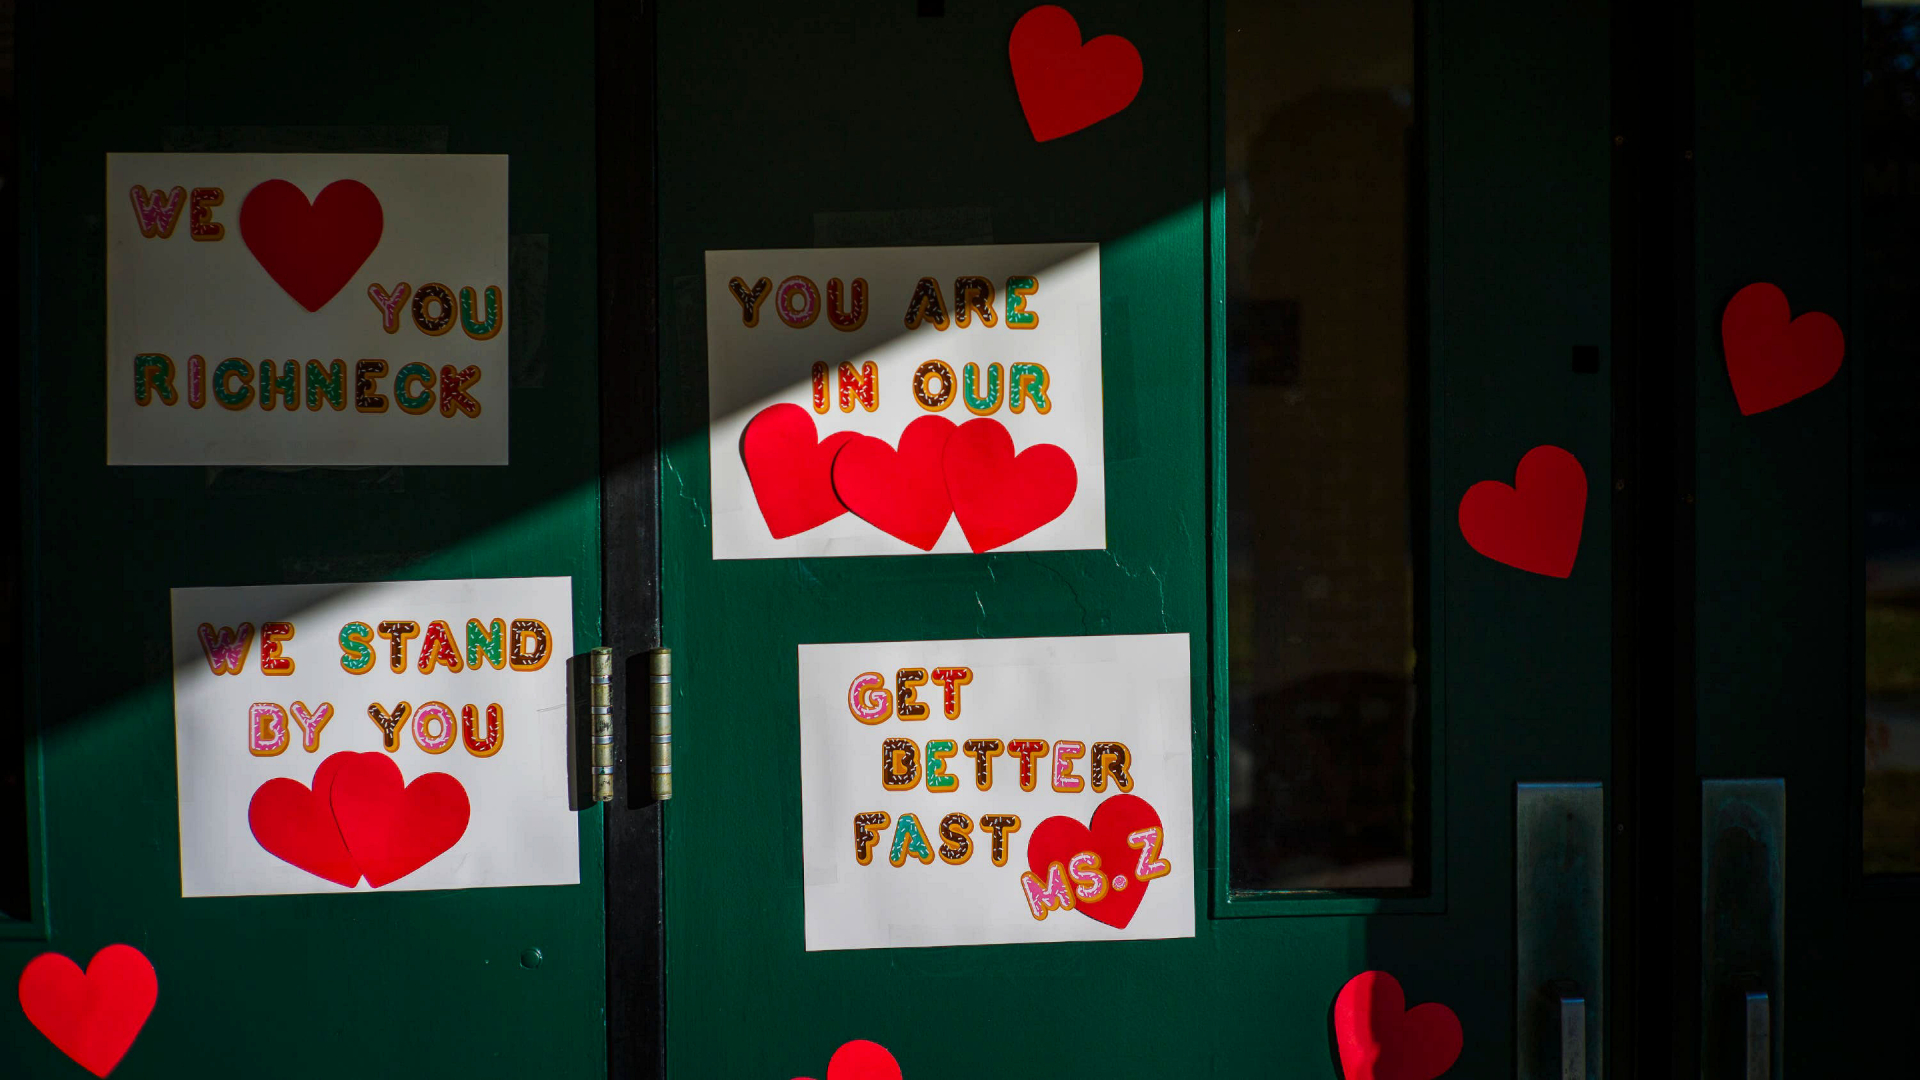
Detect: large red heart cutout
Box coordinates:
(1720, 282, 1845, 415)
(239, 178, 384, 312)
(831, 415, 957, 551)
(17, 944, 157, 1078)
(943, 418, 1077, 553)
(248, 750, 363, 888)
(742, 404, 860, 539)
(1026, 794, 1164, 930)
(1457, 445, 1586, 578)
(792, 1039, 902, 1080)
(329, 753, 470, 888)
(1333, 970, 1462, 1080)
(1009, 5, 1144, 142)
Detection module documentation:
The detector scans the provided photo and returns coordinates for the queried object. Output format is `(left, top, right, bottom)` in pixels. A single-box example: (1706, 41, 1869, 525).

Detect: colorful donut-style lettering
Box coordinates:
(306, 360, 346, 411)
(411, 283, 456, 336)
(366, 701, 412, 753)
(854, 811, 891, 866)
(903, 276, 950, 331)
(248, 703, 289, 757)
(368, 282, 412, 334)
(728, 276, 773, 327)
(881, 738, 920, 791)
(961, 738, 1003, 790)
(952, 276, 998, 328)
(459, 285, 504, 340)
(355, 359, 391, 413)
(461, 703, 505, 757)
(979, 814, 1022, 867)
(133, 354, 177, 407)
(826, 277, 868, 332)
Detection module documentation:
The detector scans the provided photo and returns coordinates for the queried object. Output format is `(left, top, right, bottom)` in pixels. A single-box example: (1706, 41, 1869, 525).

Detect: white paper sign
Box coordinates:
(707, 243, 1105, 559)
(171, 577, 578, 897)
(107, 153, 509, 465)
(799, 633, 1193, 950)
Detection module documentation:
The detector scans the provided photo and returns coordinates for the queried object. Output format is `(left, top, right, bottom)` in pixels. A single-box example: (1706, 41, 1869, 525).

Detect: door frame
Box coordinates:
(598, 3, 667, 1080)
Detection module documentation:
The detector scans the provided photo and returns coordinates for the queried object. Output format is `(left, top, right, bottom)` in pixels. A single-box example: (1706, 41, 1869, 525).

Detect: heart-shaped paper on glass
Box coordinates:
(830, 415, 958, 551)
(792, 1039, 902, 1080)
(943, 417, 1077, 553)
(17, 944, 158, 1078)
(1009, 5, 1144, 142)
(1026, 793, 1164, 930)
(329, 752, 470, 888)
(1457, 445, 1587, 578)
(741, 403, 861, 539)
(239, 178, 384, 312)
(1720, 282, 1845, 416)
(1333, 970, 1463, 1080)
(248, 750, 363, 887)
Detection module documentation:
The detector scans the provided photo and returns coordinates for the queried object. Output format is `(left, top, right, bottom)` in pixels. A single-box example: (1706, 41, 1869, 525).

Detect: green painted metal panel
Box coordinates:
(2, 3, 607, 1077)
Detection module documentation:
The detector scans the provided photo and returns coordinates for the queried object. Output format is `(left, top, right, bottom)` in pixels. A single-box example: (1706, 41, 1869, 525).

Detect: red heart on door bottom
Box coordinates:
(1008, 5, 1144, 142)
(328, 752, 470, 888)
(1457, 445, 1586, 578)
(1719, 281, 1845, 415)
(17, 944, 158, 1078)
(943, 418, 1077, 552)
(1025, 794, 1166, 930)
(249, 750, 364, 887)
(239, 178, 384, 312)
(831, 415, 958, 551)
(792, 1039, 902, 1080)
(1333, 970, 1462, 1080)
(741, 403, 861, 539)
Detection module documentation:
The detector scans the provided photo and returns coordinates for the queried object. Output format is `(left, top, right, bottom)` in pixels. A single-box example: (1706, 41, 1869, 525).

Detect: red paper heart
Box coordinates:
(17, 945, 157, 1078)
(329, 753, 470, 888)
(1026, 794, 1163, 929)
(943, 418, 1077, 553)
(248, 750, 364, 887)
(793, 1039, 902, 1080)
(742, 404, 861, 539)
(831, 415, 958, 551)
(1009, 5, 1144, 142)
(1457, 445, 1586, 578)
(1334, 971, 1462, 1080)
(239, 178, 383, 312)
(1720, 282, 1845, 415)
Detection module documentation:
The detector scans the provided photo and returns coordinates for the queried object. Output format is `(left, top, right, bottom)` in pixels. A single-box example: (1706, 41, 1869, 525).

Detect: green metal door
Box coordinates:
(2, 2, 608, 1077)
(1688, 0, 1920, 1069)
(655, 1, 1616, 1075)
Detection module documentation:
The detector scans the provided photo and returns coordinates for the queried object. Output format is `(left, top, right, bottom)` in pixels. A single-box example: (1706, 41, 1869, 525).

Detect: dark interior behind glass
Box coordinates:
(1225, 0, 1422, 893)
(1861, 2, 1920, 877)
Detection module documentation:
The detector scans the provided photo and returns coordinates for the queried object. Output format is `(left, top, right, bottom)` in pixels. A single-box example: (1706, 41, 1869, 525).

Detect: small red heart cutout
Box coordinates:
(1720, 282, 1845, 415)
(239, 178, 384, 312)
(831, 415, 957, 551)
(1009, 5, 1144, 142)
(1026, 794, 1164, 930)
(943, 418, 1077, 553)
(1457, 445, 1586, 578)
(1334, 970, 1462, 1080)
(792, 1039, 902, 1080)
(742, 404, 861, 539)
(248, 750, 364, 887)
(17, 945, 158, 1078)
(329, 753, 470, 888)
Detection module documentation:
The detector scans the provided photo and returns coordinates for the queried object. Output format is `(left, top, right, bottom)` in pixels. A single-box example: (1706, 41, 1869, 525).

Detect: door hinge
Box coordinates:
(648, 648, 672, 801)
(589, 647, 615, 804)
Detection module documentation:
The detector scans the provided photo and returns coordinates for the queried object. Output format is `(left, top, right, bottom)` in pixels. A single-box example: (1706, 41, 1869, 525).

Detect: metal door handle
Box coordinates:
(1516, 783, 1603, 1079)
(1701, 779, 1784, 1079)
(1557, 987, 1587, 1079)
(1745, 991, 1769, 1080)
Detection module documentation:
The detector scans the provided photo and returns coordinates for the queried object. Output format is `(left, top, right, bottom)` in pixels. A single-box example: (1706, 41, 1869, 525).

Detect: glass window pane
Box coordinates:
(1225, 0, 1422, 893)
(1861, 2, 1920, 877)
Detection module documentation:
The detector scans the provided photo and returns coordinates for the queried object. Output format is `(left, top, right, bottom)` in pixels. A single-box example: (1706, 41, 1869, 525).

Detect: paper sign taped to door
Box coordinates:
(706, 243, 1106, 558)
(171, 577, 578, 897)
(799, 633, 1193, 950)
(107, 153, 509, 464)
